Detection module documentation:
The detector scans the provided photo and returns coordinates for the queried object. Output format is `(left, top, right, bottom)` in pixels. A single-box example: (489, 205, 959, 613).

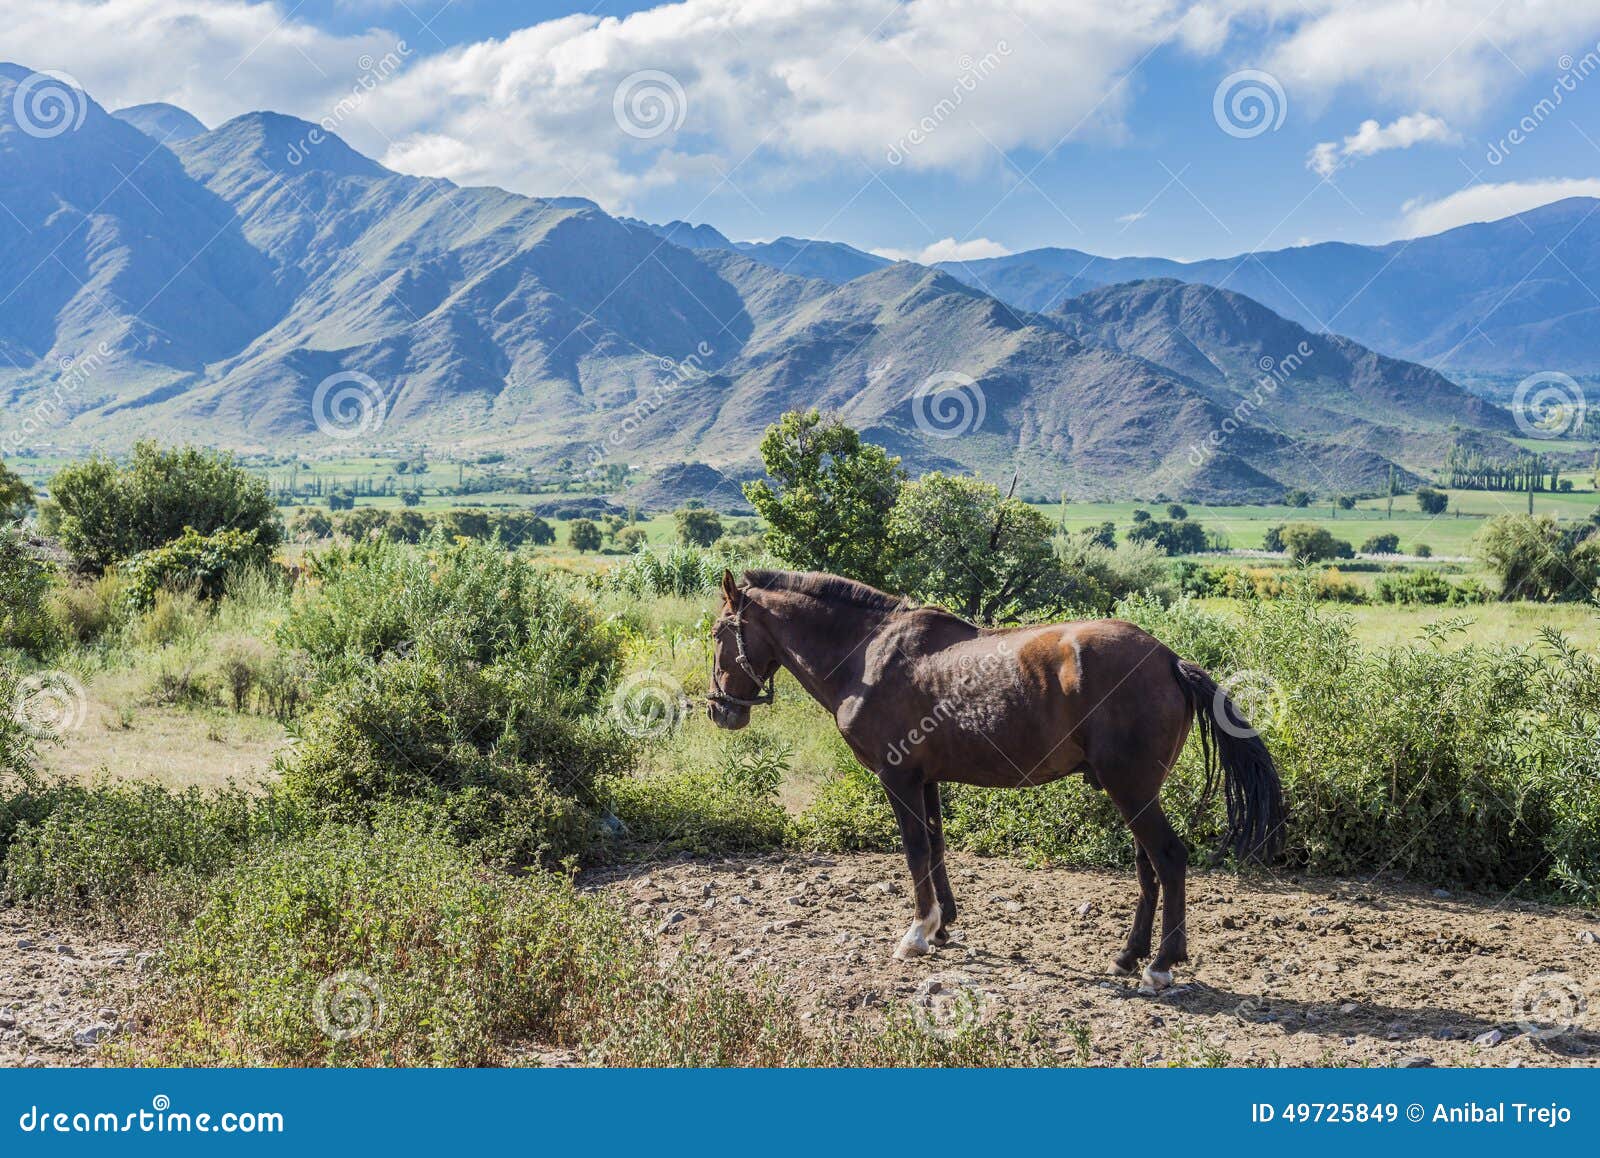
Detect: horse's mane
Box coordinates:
(742, 569, 912, 614)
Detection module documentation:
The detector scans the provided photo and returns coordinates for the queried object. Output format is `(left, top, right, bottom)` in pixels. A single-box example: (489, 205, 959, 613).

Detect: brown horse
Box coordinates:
(707, 568, 1285, 993)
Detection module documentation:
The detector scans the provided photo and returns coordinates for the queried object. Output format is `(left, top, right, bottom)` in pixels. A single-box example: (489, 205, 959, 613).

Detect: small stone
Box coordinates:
(1339, 1002, 1359, 1014)
(1307, 906, 1330, 916)
(15, 938, 33, 950)
(1220, 915, 1238, 929)
(1077, 901, 1096, 917)
(657, 911, 687, 934)
(1578, 930, 1598, 945)
(1431, 888, 1452, 899)
(872, 881, 901, 896)
(54, 944, 75, 957)
(785, 895, 806, 906)
(1004, 900, 1023, 913)
(1473, 1028, 1506, 1047)
(1400, 1055, 1434, 1068)
(701, 882, 714, 897)
(0, 1014, 14, 1030)
(730, 895, 752, 906)
(764, 919, 802, 933)
(97, 1007, 118, 1023)
(73, 1024, 113, 1047)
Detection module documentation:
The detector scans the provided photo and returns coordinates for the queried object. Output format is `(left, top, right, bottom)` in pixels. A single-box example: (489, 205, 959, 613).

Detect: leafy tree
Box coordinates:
(328, 491, 355, 511)
(1283, 489, 1312, 508)
(1079, 521, 1117, 549)
(1414, 543, 1433, 558)
(1336, 495, 1357, 511)
(1360, 533, 1400, 554)
(493, 512, 555, 547)
(400, 490, 422, 508)
(885, 473, 1061, 623)
(743, 410, 904, 586)
(1477, 514, 1600, 601)
(674, 506, 725, 547)
(1278, 522, 1354, 562)
(616, 527, 649, 553)
(1263, 524, 1286, 553)
(289, 508, 333, 542)
(1416, 487, 1448, 515)
(48, 442, 281, 572)
(1131, 508, 1152, 524)
(1164, 503, 1188, 521)
(0, 458, 33, 521)
(567, 518, 602, 554)
(1126, 517, 1209, 555)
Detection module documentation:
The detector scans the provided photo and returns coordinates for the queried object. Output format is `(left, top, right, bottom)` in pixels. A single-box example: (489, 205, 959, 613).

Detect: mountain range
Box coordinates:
(0, 64, 1566, 503)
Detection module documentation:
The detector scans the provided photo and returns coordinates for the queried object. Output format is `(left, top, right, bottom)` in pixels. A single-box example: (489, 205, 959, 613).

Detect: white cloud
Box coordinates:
(1307, 112, 1458, 176)
(1398, 178, 1600, 236)
(872, 237, 1011, 264)
(5, 0, 1600, 214)
(1115, 210, 1148, 225)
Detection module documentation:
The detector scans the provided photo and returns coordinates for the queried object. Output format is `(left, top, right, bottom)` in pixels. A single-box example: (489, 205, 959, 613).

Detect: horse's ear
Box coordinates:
(721, 569, 739, 605)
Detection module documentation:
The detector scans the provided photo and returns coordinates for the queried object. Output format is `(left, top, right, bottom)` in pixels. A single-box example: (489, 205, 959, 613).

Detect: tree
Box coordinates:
(1131, 508, 1152, 524)
(1477, 514, 1600, 601)
(1278, 522, 1354, 562)
(400, 490, 422, 507)
(48, 442, 282, 572)
(617, 527, 649, 553)
(328, 490, 355, 511)
(0, 458, 33, 521)
(674, 506, 724, 547)
(1164, 503, 1188, 521)
(1126, 517, 1209, 555)
(1416, 487, 1448, 515)
(885, 473, 1062, 623)
(567, 518, 602, 553)
(1336, 495, 1356, 511)
(1079, 521, 1117, 549)
(1283, 489, 1312, 508)
(288, 508, 333, 542)
(1360, 533, 1400, 554)
(743, 410, 904, 587)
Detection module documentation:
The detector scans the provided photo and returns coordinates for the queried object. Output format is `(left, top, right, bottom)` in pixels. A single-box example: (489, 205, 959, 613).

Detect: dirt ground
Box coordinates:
(590, 851, 1600, 1067)
(0, 911, 148, 1067)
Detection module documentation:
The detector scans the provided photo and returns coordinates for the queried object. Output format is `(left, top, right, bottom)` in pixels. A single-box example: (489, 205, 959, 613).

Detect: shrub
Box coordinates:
(48, 573, 127, 643)
(1373, 570, 1488, 606)
(0, 525, 60, 656)
(1, 778, 304, 918)
(1360, 533, 1400, 554)
(48, 442, 281, 571)
(567, 518, 602, 553)
(1477, 514, 1600, 601)
(121, 527, 270, 611)
(603, 766, 789, 855)
(674, 506, 724, 547)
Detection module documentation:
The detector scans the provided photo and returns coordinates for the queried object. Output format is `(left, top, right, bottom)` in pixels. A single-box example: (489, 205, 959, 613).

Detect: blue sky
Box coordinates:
(8, 1, 1600, 261)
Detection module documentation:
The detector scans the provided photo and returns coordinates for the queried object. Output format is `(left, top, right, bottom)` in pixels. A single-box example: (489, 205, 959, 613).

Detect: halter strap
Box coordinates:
(709, 591, 776, 708)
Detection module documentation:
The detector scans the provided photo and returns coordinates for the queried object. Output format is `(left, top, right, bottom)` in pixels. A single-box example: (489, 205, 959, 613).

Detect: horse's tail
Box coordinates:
(1172, 658, 1286, 863)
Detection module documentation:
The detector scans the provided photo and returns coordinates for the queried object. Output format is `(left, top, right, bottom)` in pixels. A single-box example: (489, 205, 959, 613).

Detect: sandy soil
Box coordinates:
(0, 910, 149, 1067)
(590, 851, 1600, 1067)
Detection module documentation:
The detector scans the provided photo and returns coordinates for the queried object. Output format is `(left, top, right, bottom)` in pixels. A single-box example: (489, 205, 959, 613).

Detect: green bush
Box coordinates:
(121, 527, 272, 611)
(0, 525, 60, 656)
(1477, 514, 1600, 601)
(48, 442, 282, 572)
(603, 766, 789, 855)
(1, 777, 305, 917)
(1373, 570, 1489, 605)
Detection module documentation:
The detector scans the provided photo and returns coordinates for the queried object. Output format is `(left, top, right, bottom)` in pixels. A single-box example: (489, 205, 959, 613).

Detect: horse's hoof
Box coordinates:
(932, 927, 958, 948)
(1138, 965, 1173, 995)
(894, 934, 932, 961)
(1109, 961, 1135, 977)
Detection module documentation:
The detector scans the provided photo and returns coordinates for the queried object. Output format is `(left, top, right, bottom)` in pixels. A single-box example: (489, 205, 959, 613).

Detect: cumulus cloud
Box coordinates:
(872, 237, 1011, 264)
(4, 0, 1600, 214)
(1398, 178, 1600, 237)
(1307, 112, 1458, 176)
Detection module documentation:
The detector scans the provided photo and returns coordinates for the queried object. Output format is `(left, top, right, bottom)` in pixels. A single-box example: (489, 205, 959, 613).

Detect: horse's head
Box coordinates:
(707, 569, 778, 730)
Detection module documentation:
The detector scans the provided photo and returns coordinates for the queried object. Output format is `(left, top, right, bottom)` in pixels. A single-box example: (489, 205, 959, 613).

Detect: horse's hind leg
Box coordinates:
(924, 781, 957, 945)
(1111, 842, 1158, 976)
(1125, 801, 1188, 993)
(879, 767, 941, 960)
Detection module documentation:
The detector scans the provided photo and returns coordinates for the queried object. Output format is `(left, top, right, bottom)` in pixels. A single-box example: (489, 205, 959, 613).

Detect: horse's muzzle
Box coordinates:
(707, 699, 750, 730)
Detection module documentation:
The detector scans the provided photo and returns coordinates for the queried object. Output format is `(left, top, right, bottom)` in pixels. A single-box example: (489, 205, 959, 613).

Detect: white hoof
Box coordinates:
(893, 903, 942, 961)
(1138, 965, 1173, 995)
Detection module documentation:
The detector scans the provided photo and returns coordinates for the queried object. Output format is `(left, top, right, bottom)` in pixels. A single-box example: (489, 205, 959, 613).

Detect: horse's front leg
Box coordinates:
(880, 767, 941, 960)
(923, 780, 957, 946)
